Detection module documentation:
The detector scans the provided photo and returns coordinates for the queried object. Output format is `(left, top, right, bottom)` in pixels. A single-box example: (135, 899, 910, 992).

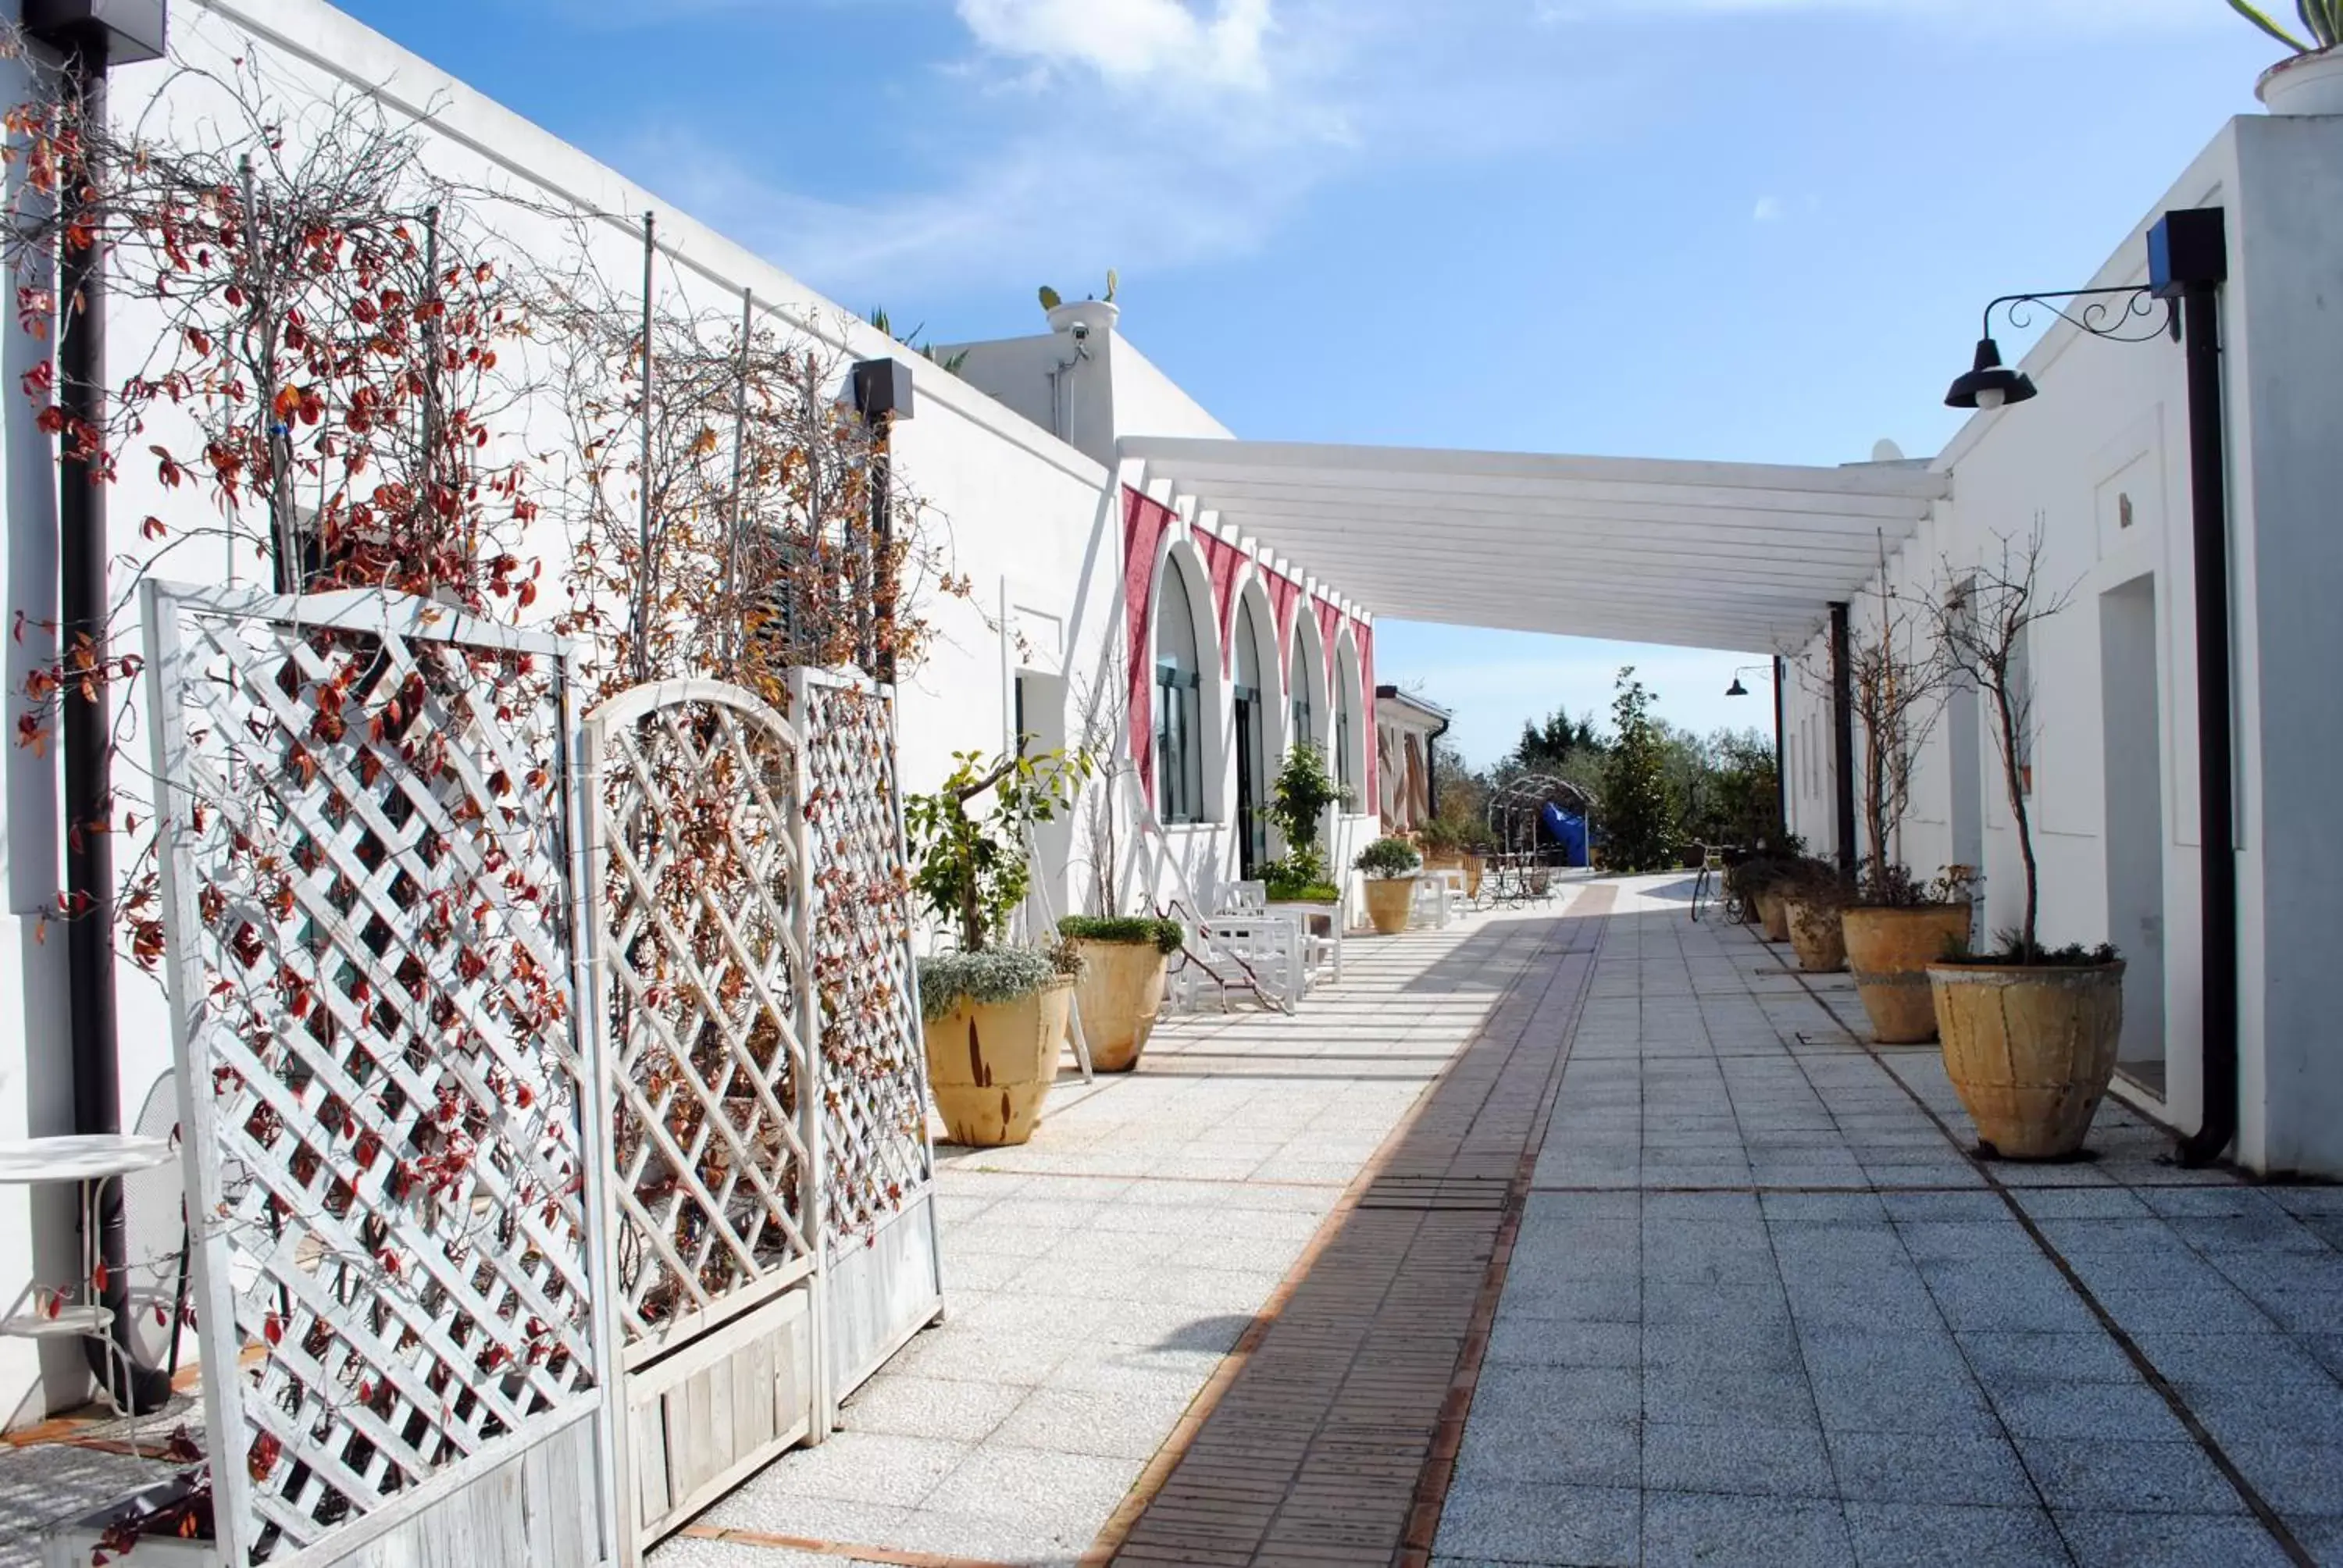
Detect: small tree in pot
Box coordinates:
(1261, 743, 1347, 906)
(908, 746, 1092, 1146)
(1925, 531, 2122, 1160)
(1838, 579, 1970, 1041)
(1356, 837, 1424, 935)
(1056, 914, 1183, 1074)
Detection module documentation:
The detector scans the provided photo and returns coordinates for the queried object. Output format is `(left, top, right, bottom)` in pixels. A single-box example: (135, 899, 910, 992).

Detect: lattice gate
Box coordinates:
(142, 582, 618, 1567)
(578, 680, 821, 1553)
(788, 667, 944, 1420)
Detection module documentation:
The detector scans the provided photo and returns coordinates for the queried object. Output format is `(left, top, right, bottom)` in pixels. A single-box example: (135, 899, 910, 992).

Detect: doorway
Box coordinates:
(2100, 576, 2166, 1093)
(1234, 684, 1266, 877)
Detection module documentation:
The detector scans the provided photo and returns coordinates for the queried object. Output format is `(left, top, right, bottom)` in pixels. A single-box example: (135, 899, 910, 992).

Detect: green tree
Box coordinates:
(1598, 668, 1678, 871)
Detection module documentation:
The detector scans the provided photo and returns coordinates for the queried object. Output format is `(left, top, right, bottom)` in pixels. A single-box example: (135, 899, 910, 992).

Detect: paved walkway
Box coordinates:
(669, 903, 1592, 1568)
(1438, 878, 2341, 1568)
(17, 878, 2339, 1568)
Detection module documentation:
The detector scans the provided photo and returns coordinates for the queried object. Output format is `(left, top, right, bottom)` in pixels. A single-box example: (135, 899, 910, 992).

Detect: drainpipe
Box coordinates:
(1830, 602, 1856, 877)
(1771, 655, 1788, 848)
(26, 0, 173, 1413)
(2156, 216, 2235, 1167)
(1426, 707, 1451, 822)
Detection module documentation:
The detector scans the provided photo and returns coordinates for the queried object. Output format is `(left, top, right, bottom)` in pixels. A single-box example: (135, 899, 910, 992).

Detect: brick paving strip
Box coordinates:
(1094, 886, 1618, 1567)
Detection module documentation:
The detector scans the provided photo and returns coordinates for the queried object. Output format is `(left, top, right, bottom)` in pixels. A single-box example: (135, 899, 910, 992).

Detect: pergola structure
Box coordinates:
(1121, 437, 1950, 655)
(1123, 435, 1954, 866)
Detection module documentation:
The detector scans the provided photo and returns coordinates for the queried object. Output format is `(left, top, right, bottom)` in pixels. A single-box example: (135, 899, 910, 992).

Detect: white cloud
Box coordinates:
(1753, 194, 1785, 223)
(956, 0, 1275, 91)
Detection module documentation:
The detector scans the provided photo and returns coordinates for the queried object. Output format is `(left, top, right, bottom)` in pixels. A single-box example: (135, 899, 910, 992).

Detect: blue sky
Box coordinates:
(341, 0, 2277, 765)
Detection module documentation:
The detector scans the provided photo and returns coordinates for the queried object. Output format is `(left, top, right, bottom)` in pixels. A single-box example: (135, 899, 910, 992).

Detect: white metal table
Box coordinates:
(0, 1133, 174, 1413)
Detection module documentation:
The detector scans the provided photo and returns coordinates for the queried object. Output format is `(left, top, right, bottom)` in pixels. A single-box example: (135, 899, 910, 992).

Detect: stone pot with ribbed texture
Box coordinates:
(1756, 889, 1792, 943)
(924, 978, 1072, 1146)
(1928, 961, 2124, 1160)
(1842, 904, 1974, 1043)
(1363, 877, 1415, 935)
(1068, 939, 1168, 1074)
(1784, 896, 1847, 973)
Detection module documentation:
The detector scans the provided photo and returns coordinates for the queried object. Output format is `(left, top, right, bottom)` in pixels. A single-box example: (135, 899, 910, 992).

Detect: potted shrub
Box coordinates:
(1356, 837, 1423, 935)
(1843, 866, 1977, 1043)
(1780, 861, 1851, 975)
(1725, 837, 1804, 932)
(907, 746, 1090, 1147)
(1264, 742, 1349, 934)
(2231, 1, 2343, 115)
(1057, 914, 1183, 1073)
(1925, 534, 2123, 1160)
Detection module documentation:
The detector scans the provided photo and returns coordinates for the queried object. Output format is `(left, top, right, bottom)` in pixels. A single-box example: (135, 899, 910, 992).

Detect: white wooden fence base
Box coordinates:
(627, 1285, 815, 1546)
(823, 1195, 946, 1420)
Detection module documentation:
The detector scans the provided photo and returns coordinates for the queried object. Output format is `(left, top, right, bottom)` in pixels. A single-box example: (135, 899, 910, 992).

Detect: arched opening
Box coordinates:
(1154, 556, 1209, 825)
(1232, 586, 1277, 876)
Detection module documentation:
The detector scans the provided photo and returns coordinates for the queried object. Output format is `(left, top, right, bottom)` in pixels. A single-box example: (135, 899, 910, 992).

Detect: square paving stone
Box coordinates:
(1825, 1428, 2036, 1506)
(1980, 1377, 2191, 1443)
(1644, 1362, 1817, 1431)
(838, 1374, 1027, 1443)
(1457, 1410, 1641, 1488)
(1642, 1491, 1855, 1567)
(2053, 1509, 2296, 1567)
(1432, 1480, 1639, 1566)
(1954, 1329, 2136, 1384)
(1500, 1274, 1643, 1325)
(2016, 1435, 2244, 1515)
(2087, 1284, 2282, 1338)
(1641, 1420, 1835, 1498)
(1842, 1502, 2068, 1568)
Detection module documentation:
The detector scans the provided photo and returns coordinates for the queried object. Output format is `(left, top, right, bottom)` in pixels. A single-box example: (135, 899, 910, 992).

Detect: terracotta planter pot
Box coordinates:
(1784, 897, 1846, 973)
(923, 978, 1073, 1146)
(1928, 961, 2124, 1160)
(1842, 904, 1974, 1044)
(1068, 938, 1168, 1074)
(1756, 890, 1791, 943)
(1364, 877, 1415, 935)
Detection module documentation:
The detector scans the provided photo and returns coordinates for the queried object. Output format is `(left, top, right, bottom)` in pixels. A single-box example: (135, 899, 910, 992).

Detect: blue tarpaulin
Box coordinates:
(1541, 802, 1589, 868)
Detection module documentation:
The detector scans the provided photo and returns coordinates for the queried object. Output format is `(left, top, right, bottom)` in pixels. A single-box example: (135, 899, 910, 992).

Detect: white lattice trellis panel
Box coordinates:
(583, 682, 816, 1362)
(787, 668, 941, 1407)
(143, 583, 615, 1566)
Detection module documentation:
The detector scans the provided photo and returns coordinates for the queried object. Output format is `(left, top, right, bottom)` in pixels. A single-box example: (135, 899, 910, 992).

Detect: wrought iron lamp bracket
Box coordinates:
(1983, 286, 2177, 346)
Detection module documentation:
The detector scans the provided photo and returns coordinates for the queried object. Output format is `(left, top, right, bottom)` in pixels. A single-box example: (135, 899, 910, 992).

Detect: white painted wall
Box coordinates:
(0, 0, 1384, 1426)
(1785, 112, 2343, 1178)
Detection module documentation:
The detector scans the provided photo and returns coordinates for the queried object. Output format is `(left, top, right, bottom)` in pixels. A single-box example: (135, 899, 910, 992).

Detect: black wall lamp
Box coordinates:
(1724, 665, 1772, 698)
(1948, 207, 2236, 1167)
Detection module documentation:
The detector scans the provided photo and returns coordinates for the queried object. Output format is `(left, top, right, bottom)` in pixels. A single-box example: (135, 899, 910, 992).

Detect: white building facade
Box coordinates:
(1781, 115, 2343, 1180)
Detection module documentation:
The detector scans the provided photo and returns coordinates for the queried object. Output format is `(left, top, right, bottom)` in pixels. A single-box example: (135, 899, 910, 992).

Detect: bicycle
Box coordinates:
(1689, 845, 1722, 922)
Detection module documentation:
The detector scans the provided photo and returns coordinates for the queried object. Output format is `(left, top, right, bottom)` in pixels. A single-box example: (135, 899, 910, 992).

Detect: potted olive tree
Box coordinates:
(1836, 582, 1974, 1042)
(1925, 535, 2122, 1160)
(1057, 914, 1183, 1073)
(1356, 837, 1424, 935)
(908, 746, 1092, 1146)
(2231, 1, 2343, 115)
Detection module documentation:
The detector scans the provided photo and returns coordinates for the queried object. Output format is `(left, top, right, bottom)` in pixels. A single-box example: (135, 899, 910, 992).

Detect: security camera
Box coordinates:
(1069, 320, 1091, 343)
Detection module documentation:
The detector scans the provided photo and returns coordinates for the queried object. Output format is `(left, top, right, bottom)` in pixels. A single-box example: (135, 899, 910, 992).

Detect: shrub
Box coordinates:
(918, 946, 1069, 1022)
(1058, 914, 1185, 953)
(1264, 875, 1342, 904)
(1356, 837, 1423, 880)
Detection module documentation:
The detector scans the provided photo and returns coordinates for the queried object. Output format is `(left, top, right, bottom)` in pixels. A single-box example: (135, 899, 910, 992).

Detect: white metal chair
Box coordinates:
(1220, 879, 1268, 913)
(1196, 914, 1306, 1012)
(1410, 872, 1456, 930)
